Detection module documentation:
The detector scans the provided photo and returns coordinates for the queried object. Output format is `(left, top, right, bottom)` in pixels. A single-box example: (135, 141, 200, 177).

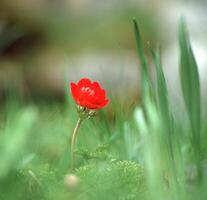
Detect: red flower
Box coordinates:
(70, 78, 109, 110)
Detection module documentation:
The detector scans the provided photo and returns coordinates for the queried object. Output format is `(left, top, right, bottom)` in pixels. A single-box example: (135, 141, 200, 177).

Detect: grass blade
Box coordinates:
(133, 18, 151, 100)
(178, 18, 202, 180)
(151, 49, 171, 125)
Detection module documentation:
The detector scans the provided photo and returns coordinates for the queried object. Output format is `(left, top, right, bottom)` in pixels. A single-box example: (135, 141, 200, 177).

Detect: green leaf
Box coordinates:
(178, 20, 202, 183)
(151, 49, 170, 124)
(178, 19, 201, 147)
(151, 49, 176, 163)
(133, 18, 151, 100)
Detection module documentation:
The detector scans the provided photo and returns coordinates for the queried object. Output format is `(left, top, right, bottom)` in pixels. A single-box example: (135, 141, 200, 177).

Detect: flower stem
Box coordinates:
(71, 118, 82, 171)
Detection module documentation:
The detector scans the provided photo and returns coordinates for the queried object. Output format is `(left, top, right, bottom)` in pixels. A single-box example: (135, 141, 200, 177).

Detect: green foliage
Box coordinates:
(76, 160, 147, 200)
(151, 49, 171, 128)
(133, 18, 151, 101)
(0, 107, 38, 178)
(179, 19, 201, 136)
(77, 144, 111, 161)
(151, 49, 175, 168)
(133, 18, 206, 200)
(0, 18, 207, 200)
(178, 19, 202, 179)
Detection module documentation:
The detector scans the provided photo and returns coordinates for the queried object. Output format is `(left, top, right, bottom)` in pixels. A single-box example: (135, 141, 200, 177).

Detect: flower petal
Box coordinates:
(78, 100, 99, 109)
(92, 81, 101, 91)
(98, 99, 109, 108)
(70, 82, 79, 99)
(78, 78, 91, 88)
(70, 77, 109, 110)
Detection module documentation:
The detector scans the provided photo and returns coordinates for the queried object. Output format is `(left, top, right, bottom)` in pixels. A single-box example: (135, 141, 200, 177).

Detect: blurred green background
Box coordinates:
(0, 1, 207, 200)
(0, 0, 206, 104)
(0, 0, 158, 102)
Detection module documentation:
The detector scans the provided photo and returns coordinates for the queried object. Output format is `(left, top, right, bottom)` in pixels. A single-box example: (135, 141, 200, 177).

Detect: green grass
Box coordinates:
(0, 18, 207, 200)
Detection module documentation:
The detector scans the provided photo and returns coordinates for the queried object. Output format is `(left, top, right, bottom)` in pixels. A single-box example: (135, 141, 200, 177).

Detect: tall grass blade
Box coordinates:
(133, 18, 151, 101)
(151, 49, 175, 157)
(151, 50, 171, 128)
(178, 18, 202, 180)
(0, 107, 38, 178)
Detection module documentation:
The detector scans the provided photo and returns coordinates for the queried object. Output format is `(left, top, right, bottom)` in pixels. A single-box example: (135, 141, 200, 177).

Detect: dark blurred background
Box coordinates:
(0, 0, 207, 104)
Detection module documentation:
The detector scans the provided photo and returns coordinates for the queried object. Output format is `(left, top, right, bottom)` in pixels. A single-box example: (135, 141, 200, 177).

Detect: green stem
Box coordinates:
(71, 118, 82, 171)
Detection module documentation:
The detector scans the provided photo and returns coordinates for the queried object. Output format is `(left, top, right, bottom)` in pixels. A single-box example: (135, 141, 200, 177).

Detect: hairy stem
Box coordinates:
(71, 118, 82, 171)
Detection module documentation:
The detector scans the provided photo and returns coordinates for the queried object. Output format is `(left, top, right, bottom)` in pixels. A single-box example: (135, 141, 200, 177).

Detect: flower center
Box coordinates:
(81, 87, 95, 96)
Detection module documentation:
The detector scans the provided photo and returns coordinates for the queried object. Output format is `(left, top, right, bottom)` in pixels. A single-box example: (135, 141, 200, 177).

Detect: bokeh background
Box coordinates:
(1, 1, 207, 199)
(1, 0, 207, 105)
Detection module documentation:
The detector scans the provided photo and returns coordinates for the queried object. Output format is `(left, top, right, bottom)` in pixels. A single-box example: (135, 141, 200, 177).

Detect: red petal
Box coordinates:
(78, 86, 95, 102)
(92, 81, 101, 91)
(97, 89, 106, 100)
(70, 82, 79, 100)
(70, 78, 109, 109)
(90, 82, 106, 104)
(78, 78, 91, 88)
(78, 100, 99, 109)
(98, 99, 109, 108)
(90, 89, 105, 105)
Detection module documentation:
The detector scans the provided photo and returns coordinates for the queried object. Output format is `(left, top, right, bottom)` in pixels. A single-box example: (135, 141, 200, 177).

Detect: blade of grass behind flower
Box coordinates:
(151, 49, 175, 155)
(151, 49, 184, 194)
(151, 49, 171, 127)
(179, 19, 201, 148)
(178, 18, 202, 180)
(0, 107, 38, 177)
(133, 18, 151, 101)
